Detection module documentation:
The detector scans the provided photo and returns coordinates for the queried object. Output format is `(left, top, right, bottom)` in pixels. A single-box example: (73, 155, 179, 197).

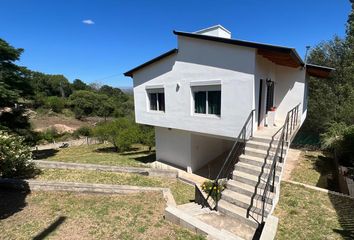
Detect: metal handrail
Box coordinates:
(204, 109, 255, 210)
(259, 103, 300, 223)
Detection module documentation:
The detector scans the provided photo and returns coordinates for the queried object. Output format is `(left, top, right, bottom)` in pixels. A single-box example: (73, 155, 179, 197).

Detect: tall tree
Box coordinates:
(299, 1, 354, 144)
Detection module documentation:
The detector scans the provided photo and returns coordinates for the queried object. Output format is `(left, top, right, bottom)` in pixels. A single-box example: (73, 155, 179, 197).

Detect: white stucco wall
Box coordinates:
(133, 36, 256, 139)
(254, 55, 307, 127)
(190, 133, 233, 171)
(155, 126, 233, 172)
(273, 64, 306, 123)
(155, 127, 192, 170)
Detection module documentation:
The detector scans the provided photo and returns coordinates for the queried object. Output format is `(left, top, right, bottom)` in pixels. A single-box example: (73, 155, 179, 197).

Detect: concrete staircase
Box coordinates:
(218, 134, 286, 229)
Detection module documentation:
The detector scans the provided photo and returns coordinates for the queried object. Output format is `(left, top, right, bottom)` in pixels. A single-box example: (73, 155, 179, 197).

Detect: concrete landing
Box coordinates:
(166, 202, 256, 240)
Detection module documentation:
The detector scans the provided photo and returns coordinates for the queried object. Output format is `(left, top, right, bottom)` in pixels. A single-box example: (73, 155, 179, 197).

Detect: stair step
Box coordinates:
(246, 140, 282, 151)
(221, 189, 272, 214)
(232, 171, 280, 187)
(239, 153, 284, 167)
(234, 161, 282, 177)
(251, 136, 279, 144)
(225, 180, 273, 204)
(218, 199, 259, 228)
(244, 147, 286, 159)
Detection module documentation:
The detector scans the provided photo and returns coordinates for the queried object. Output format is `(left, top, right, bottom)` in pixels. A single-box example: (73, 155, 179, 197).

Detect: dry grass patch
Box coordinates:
(275, 182, 354, 240)
(35, 169, 195, 205)
(0, 190, 205, 240)
(290, 150, 335, 189)
(37, 143, 155, 167)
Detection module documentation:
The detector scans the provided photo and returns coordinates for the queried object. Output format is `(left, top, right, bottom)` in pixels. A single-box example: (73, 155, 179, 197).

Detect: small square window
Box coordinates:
(148, 89, 165, 112)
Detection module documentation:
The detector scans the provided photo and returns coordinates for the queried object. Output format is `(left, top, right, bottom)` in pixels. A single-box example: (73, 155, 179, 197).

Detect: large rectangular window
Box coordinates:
(148, 89, 165, 112)
(193, 86, 221, 116)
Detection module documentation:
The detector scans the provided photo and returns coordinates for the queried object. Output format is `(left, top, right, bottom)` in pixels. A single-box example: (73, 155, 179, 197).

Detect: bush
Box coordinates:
(0, 131, 40, 178)
(45, 96, 66, 113)
(201, 180, 226, 201)
(39, 127, 60, 142)
(73, 126, 93, 137)
(94, 118, 139, 152)
(139, 125, 155, 152)
(321, 122, 354, 167)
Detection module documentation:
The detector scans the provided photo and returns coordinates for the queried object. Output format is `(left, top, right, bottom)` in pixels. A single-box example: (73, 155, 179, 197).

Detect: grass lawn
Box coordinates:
(290, 150, 336, 189)
(0, 190, 205, 240)
(275, 182, 354, 240)
(35, 169, 195, 205)
(34, 143, 155, 167)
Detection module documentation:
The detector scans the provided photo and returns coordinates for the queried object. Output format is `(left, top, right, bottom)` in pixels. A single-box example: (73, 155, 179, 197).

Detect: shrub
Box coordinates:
(321, 122, 354, 167)
(0, 131, 40, 178)
(45, 96, 66, 113)
(94, 118, 139, 152)
(201, 180, 226, 201)
(139, 125, 155, 152)
(40, 127, 60, 142)
(74, 126, 93, 137)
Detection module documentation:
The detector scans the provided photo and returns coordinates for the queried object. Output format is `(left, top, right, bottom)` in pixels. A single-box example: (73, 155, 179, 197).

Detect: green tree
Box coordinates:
(0, 39, 33, 107)
(71, 79, 89, 91)
(139, 125, 155, 152)
(45, 96, 66, 113)
(94, 118, 139, 152)
(298, 0, 354, 153)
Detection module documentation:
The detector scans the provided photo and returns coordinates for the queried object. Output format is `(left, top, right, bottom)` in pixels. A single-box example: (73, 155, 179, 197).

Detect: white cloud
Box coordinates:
(82, 19, 95, 25)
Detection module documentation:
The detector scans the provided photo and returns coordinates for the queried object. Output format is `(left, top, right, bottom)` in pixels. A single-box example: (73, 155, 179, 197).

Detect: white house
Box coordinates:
(124, 25, 333, 174)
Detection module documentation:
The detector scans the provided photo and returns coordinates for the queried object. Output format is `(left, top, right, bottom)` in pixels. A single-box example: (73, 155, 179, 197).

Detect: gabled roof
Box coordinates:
(124, 49, 178, 77)
(124, 31, 334, 78)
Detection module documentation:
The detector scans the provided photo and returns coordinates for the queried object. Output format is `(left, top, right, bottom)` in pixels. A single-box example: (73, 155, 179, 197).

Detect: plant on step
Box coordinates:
(0, 131, 40, 178)
(201, 180, 226, 201)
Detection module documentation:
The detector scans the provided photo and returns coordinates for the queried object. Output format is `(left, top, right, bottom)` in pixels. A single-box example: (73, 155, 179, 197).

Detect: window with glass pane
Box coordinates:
(208, 91, 221, 115)
(158, 92, 165, 111)
(149, 93, 158, 110)
(194, 91, 206, 113)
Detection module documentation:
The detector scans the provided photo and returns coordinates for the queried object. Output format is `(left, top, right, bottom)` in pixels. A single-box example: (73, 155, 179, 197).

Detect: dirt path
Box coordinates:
(282, 148, 302, 180)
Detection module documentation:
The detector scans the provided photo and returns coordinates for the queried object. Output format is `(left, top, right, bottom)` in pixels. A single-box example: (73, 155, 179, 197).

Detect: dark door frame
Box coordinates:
(257, 79, 263, 127)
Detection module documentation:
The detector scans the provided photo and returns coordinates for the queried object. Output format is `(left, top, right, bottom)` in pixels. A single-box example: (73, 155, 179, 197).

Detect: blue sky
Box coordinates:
(0, 0, 351, 88)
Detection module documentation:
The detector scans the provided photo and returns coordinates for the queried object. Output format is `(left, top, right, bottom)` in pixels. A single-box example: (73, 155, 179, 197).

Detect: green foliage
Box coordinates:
(71, 79, 89, 91)
(0, 131, 40, 178)
(73, 126, 93, 137)
(0, 39, 33, 107)
(94, 118, 139, 152)
(139, 125, 155, 151)
(321, 122, 354, 167)
(201, 180, 226, 201)
(300, 4, 354, 149)
(39, 127, 60, 142)
(44, 96, 66, 113)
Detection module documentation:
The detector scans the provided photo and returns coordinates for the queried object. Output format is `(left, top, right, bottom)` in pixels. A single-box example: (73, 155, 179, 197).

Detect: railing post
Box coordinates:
(290, 110, 293, 134)
(272, 163, 276, 192)
(251, 111, 254, 138)
(280, 135, 284, 163)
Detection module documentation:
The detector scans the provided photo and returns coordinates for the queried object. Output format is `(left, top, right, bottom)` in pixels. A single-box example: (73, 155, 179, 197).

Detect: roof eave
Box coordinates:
(124, 48, 178, 77)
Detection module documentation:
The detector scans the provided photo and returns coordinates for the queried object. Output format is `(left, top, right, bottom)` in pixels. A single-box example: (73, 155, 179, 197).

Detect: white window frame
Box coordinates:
(146, 88, 165, 112)
(191, 85, 221, 117)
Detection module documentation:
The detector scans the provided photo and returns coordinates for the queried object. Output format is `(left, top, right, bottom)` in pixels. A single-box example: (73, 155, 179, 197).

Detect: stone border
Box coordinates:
(0, 178, 176, 207)
(283, 179, 354, 199)
(33, 160, 178, 178)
